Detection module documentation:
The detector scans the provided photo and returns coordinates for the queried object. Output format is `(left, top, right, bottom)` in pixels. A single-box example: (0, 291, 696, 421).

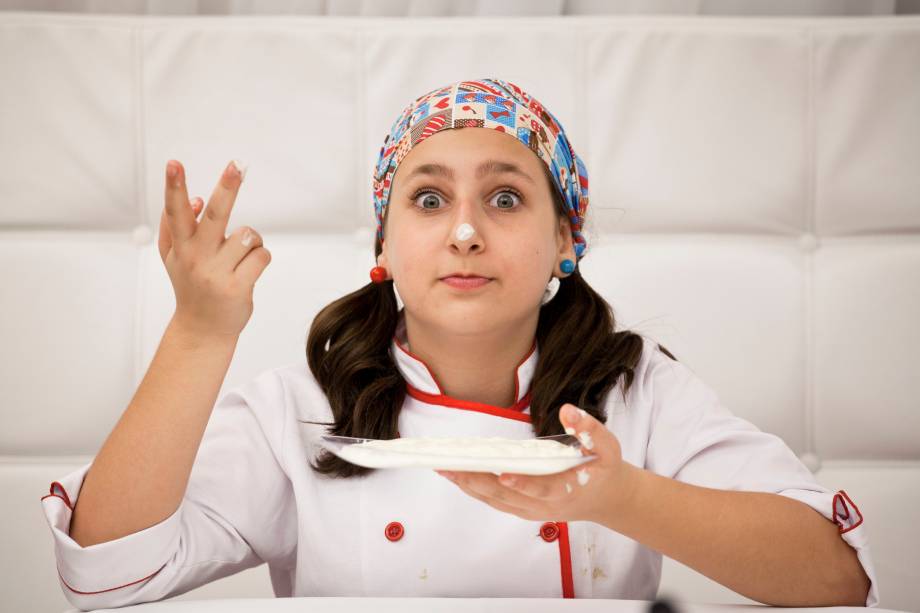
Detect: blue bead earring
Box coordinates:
(560, 259, 575, 274)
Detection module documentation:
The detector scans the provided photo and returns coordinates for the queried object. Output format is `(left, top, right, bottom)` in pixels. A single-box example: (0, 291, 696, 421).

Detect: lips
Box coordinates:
(441, 276, 491, 289)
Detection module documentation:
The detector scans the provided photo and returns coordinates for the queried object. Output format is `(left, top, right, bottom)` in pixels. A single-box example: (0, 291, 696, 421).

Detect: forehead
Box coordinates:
(392, 127, 544, 184)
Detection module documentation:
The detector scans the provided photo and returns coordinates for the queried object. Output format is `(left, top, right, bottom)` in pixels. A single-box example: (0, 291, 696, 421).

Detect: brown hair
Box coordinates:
(301, 162, 677, 478)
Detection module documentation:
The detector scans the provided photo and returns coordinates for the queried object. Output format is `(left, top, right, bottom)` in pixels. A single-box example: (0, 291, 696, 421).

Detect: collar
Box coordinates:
(390, 311, 538, 412)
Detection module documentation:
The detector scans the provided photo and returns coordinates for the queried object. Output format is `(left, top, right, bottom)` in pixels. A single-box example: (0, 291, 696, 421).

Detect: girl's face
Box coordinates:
(379, 127, 574, 335)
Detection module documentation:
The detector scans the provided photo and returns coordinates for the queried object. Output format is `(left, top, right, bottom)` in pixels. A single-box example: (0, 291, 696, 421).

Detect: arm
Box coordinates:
(41, 326, 294, 610)
(602, 463, 871, 607)
(70, 316, 239, 547)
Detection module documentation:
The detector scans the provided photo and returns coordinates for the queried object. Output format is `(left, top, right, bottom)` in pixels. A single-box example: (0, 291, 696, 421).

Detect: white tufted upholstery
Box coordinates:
(1, 11, 918, 613)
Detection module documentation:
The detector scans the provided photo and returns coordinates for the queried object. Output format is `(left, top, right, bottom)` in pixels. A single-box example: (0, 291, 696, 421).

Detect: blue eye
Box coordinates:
(409, 187, 523, 213)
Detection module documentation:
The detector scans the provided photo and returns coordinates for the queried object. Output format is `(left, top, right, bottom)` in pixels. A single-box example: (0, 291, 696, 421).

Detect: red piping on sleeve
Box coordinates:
(41, 481, 73, 510)
(58, 562, 167, 594)
(42, 481, 169, 595)
(833, 490, 864, 534)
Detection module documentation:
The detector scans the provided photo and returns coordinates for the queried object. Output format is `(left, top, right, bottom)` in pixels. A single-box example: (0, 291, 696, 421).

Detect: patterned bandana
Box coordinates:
(372, 78, 590, 261)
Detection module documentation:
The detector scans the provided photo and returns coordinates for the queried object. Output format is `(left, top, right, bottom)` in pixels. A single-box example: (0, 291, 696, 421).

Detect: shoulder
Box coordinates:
(214, 357, 332, 442)
(270, 356, 334, 424)
(603, 334, 709, 413)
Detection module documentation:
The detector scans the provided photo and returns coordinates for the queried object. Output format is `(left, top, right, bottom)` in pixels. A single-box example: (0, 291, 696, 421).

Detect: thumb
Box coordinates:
(559, 403, 619, 462)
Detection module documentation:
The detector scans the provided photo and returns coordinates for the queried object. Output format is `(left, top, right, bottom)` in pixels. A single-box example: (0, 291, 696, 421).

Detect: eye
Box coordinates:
(408, 187, 523, 213)
(409, 189, 444, 212)
(490, 188, 523, 210)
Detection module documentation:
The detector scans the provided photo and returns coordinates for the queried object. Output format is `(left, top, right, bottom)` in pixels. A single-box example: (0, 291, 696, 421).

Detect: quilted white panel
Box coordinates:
(813, 240, 920, 460)
(0, 234, 139, 455)
(814, 24, 920, 235)
(0, 19, 137, 229)
(585, 24, 809, 234)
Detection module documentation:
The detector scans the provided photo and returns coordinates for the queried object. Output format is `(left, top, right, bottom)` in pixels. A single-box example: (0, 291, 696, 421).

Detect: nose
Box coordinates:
(447, 203, 484, 255)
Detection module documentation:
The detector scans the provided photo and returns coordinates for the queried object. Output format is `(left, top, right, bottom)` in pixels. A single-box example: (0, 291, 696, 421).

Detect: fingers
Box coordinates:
(560, 403, 618, 463)
(440, 474, 534, 519)
(197, 160, 246, 249)
(162, 160, 196, 246)
(158, 195, 203, 264)
(438, 470, 558, 508)
(498, 459, 598, 500)
(215, 225, 272, 285)
(234, 244, 272, 288)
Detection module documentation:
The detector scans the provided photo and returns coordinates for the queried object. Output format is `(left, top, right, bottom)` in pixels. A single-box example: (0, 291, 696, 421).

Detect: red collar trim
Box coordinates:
(405, 385, 533, 423)
(392, 335, 538, 402)
(393, 336, 446, 395)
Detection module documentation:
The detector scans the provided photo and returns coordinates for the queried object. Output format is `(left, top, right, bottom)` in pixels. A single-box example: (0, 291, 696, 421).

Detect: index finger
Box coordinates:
(196, 159, 246, 248)
(163, 160, 196, 244)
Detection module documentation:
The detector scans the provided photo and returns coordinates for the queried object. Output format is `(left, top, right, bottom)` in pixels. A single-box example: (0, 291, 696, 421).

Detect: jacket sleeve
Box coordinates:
(643, 352, 880, 608)
(39, 368, 297, 611)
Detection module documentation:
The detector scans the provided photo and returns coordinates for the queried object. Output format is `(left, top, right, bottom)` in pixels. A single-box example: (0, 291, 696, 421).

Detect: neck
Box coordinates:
(401, 310, 537, 408)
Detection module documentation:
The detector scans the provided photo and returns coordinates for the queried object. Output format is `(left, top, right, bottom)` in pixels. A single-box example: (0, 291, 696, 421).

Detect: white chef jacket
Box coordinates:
(40, 314, 880, 610)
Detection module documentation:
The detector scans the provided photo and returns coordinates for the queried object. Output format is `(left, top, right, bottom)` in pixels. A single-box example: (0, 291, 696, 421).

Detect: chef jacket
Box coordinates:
(40, 313, 880, 610)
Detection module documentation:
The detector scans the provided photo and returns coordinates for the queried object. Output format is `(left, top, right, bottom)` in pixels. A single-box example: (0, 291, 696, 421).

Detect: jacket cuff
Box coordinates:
(40, 461, 183, 596)
(776, 488, 880, 607)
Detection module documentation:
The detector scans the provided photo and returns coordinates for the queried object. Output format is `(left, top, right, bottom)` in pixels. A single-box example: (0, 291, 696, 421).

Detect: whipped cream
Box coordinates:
(351, 436, 581, 458)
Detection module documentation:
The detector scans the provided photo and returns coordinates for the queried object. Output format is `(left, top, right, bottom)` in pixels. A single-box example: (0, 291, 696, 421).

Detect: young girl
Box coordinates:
(41, 78, 878, 610)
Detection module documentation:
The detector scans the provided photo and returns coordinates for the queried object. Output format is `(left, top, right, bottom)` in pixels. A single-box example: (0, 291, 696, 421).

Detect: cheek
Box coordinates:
(387, 226, 437, 289)
(500, 234, 554, 291)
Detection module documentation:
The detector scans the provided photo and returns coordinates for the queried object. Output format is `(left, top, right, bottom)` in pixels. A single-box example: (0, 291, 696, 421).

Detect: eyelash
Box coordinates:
(408, 186, 523, 213)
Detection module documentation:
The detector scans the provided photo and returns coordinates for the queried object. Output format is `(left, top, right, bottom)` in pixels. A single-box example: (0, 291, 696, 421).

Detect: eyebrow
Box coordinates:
(403, 159, 536, 185)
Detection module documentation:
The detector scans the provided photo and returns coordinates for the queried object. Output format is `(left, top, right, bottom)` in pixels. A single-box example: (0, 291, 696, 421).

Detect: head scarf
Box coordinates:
(372, 78, 590, 261)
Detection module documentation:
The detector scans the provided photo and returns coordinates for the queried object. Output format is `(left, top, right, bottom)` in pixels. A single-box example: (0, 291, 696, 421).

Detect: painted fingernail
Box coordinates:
(577, 468, 590, 486)
(565, 482, 573, 494)
(564, 426, 577, 436)
(578, 408, 588, 419)
(578, 430, 594, 450)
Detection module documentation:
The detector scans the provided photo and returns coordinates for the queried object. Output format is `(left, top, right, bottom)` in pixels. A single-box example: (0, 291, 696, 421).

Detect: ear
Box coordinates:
(555, 217, 574, 270)
(377, 240, 390, 273)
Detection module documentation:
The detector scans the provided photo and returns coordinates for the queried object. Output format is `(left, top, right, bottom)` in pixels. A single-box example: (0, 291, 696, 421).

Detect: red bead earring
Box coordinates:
(370, 266, 388, 284)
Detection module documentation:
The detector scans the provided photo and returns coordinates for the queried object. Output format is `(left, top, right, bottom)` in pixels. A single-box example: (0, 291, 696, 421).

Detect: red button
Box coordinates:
(540, 521, 559, 542)
(385, 521, 404, 542)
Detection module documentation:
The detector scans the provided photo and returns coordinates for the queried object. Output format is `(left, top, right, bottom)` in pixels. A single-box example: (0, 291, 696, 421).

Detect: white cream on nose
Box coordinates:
(455, 223, 475, 241)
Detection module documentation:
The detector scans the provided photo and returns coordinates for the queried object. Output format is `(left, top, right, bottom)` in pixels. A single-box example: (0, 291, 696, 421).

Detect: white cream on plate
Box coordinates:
(353, 436, 582, 458)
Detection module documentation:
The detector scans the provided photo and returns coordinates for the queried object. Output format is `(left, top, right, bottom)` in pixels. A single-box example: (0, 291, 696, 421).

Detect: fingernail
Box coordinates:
(230, 159, 248, 182)
(167, 161, 181, 188)
(501, 475, 516, 487)
(564, 405, 580, 423)
(577, 468, 590, 486)
(578, 430, 594, 450)
(564, 426, 577, 436)
(242, 230, 253, 247)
